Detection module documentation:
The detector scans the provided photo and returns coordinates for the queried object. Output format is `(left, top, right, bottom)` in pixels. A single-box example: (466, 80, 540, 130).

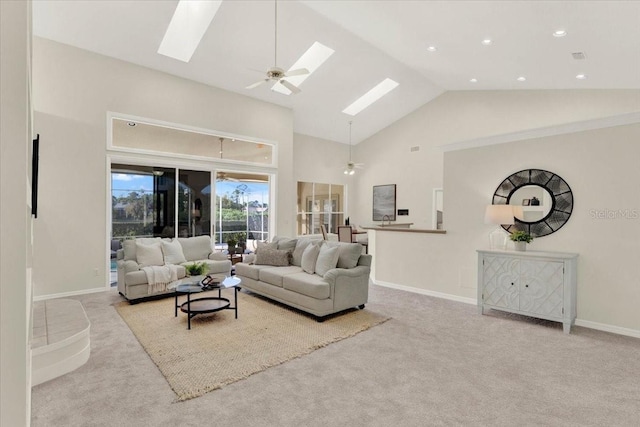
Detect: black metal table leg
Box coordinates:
(174, 292, 178, 317)
(187, 292, 192, 330)
(234, 287, 238, 319)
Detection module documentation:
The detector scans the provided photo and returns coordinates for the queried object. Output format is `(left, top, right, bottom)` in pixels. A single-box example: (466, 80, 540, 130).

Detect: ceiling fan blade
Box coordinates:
(285, 68, 309, 77)
(246, 79, 268, 89)
(279, 79, 301, 94)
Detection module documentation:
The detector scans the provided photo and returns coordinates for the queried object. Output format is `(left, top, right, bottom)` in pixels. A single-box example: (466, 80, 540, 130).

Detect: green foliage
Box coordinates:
(185, 262, 207, 276)
(509, 231, 533, 243)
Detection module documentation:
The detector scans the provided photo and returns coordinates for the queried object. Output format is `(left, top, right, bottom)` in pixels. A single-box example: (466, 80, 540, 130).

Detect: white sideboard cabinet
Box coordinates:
(477, 250, 578, 334)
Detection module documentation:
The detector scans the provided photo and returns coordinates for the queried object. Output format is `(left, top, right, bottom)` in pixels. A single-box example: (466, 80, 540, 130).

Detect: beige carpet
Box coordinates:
(115, 291, 389, 401)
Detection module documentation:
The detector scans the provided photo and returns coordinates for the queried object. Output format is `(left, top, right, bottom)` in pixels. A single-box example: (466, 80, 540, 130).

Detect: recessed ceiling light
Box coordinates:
(553, 29, 567, 38)
(470, 78, 478, 83)
(427, 46, 437, 52)
(272, 41, 335, 95)
(576, 74, 587, 80)
(342, 78, 399, 116)
(517, 76, 526, 82)
(481, 38, 492, 46)
(157, 0, 223, 62)
(127, 122, 136, 127)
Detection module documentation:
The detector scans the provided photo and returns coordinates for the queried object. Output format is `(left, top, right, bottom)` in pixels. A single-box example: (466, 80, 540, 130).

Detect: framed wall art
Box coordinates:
(373, 184, 396, 221)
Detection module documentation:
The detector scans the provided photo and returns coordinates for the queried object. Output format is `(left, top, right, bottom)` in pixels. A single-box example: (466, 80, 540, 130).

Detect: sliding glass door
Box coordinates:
(178, 169, 211, 238)
(215, 171, 270, 251)
(111, 164, 211, 240)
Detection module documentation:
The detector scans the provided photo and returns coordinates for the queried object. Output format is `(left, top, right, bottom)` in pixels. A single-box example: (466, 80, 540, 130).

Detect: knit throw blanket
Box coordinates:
(142, 265, 180, 294)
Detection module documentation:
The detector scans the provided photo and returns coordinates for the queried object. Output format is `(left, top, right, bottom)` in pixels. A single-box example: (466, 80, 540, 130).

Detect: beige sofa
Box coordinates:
(235, 237, 370, 320)
(117, 235, 231, 302)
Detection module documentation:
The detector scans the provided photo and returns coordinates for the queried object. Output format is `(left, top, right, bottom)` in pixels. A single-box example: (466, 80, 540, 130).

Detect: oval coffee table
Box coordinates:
(172, 276, 241, 330)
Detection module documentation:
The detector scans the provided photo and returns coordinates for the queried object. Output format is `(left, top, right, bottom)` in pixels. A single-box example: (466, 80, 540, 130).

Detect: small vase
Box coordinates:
(514, 241, 527, 252)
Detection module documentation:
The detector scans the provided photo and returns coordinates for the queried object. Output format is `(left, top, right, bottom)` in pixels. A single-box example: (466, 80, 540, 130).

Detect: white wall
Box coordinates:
(445, 123, 640, 332)
(0, 1, 32, 425)
(355, 90, 640, 334)
(32, 38, 294, 298)
(353, 90, 640, 229)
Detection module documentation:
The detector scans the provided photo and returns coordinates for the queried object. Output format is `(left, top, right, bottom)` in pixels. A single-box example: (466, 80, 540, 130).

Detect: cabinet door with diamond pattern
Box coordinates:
(519, 260, 564, 317)
(482, 256, 520, 310)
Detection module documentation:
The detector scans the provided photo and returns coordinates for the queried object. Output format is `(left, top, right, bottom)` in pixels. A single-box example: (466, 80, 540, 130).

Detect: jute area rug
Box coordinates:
(115, 291, 389, 401)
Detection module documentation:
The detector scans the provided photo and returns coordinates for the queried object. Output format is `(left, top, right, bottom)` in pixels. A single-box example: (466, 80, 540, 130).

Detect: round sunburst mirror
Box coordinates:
(492, 169, 573, 238)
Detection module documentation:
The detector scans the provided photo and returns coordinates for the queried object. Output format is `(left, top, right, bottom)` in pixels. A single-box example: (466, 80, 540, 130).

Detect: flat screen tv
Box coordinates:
(32, 134, 39, 218)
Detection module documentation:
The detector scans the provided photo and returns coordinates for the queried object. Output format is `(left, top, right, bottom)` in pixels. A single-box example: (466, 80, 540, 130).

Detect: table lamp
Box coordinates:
(484, 205, 515, 250)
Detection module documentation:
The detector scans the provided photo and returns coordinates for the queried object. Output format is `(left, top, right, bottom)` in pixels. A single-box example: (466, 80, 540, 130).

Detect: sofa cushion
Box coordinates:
(315, 244, 340, 276)
(161, 239, 187, 264)
(178, 235, 212, 261)
(301, 242, 321, 274)
(255, 247, 291, 266)
(259, 266, 303, 287)
(125, 265, 187, 287)
(235, 262, 271, 281)
(292, 237, 321, 267)
(325, 242, 363, 269)
(136, 242, 164, 267)
(180, 259, 230, 275)
(283, 273, 330, 300)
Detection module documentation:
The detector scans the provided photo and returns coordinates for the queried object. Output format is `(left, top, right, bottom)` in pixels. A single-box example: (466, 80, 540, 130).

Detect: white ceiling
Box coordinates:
(32, 0, 640, 144)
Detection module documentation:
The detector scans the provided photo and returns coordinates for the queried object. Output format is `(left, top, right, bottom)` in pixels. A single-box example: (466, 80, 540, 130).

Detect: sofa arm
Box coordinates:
(323, 265, 370, 285)
(324, 266, 370, 310)
(116, 248, 124, 261)
(242, 253, 256, 264)
(208, 252, 228, 261)
(117, 259, 140, 274)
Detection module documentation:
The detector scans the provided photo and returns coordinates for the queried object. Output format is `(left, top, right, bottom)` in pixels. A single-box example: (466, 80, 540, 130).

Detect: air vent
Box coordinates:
(572, 52, 586, 60)
(410, 146, 420, 152)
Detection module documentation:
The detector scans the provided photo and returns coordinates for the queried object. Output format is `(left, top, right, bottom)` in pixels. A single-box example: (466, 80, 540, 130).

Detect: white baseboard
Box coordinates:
(373, 280, 640, 339)
(33, 286, 107, 301)
(373, 280, 477, 305)
(574, 319, 640, 339)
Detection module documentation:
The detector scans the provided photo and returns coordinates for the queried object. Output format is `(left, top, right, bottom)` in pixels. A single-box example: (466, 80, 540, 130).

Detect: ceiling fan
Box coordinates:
(246, 0, 309, 94)
(216, 171, 240, 182)
(344, 121, 364, 175)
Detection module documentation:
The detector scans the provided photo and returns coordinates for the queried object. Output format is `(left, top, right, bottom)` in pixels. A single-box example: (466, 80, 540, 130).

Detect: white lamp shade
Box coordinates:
(484, 205, 515, 225)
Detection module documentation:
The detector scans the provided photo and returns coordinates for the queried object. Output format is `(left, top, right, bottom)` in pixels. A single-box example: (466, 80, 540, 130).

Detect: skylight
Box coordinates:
(157, 0, 223, 62)
(272, 42, 335, 95)
(342, 78, 399, 116)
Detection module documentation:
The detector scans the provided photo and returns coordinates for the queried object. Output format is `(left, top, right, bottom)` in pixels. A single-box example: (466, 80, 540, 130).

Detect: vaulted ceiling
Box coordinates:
(33, 1, 640, 144)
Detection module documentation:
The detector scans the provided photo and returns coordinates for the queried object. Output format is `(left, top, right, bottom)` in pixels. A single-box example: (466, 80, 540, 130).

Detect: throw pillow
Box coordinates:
(178, 235, 212, 261)
(122, 239, 137, 261)
(255, 241, 277, 254)
(327, 242, 363, 269)
(292, 238, 319, 267)
(136, 242, 164, 267)
(315, 244, 340, 276)
(301, 242, 321, 274)
(161, 239, 187, 265)
(255, 247, 290, 266)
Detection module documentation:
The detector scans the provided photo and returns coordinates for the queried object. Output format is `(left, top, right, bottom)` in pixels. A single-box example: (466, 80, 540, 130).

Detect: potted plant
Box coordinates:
(509, 230, 533, 251)
(185, 261, 207, 277)
(226, 236, 238, 254)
